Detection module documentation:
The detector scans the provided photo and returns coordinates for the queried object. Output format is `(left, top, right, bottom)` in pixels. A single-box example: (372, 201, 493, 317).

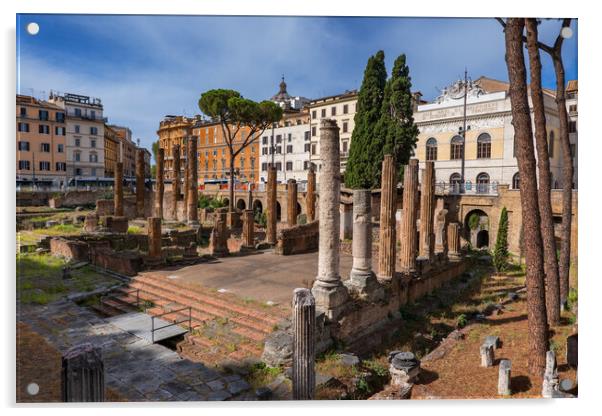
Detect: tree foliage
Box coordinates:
(345, 51, 387, 189)
(375, 54, 419, 183)
(345, 51, 418, 189)
(198, 89, 283, 211)
(493, 207, 509, 272)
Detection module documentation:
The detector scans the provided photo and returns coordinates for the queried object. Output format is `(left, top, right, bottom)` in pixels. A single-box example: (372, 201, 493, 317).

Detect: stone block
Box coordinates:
(480, 343, 494, 367)
(566, 334, 578, 368)
(498, 359, 511, 396)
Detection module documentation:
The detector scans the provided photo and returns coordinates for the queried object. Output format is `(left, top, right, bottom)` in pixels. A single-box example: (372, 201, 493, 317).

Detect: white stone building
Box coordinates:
(48, 92, 105, 178)
(259, 109, 311, 184)
(566, 80, 578, 187)
(414, 76, 575, 193)
(308, 90, 358, 174)
(270, 77, 310, 110)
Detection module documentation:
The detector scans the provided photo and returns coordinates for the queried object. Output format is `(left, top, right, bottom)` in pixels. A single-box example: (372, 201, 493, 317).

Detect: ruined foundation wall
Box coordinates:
(275, 221, 319, 255)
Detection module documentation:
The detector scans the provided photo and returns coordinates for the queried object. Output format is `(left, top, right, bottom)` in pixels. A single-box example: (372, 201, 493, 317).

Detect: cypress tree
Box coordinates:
(374, 54, 419, 184)
(493, 207, 509, 272)
(345, 50, 387, 189)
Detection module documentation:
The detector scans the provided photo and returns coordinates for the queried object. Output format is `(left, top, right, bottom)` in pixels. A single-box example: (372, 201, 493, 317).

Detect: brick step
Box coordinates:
(128, 280, 275, 335)
(231, 325, 269, 343)
(101, 298, 138, 314)
(90, 303, 123, 317)
(138, 273, 287, 324)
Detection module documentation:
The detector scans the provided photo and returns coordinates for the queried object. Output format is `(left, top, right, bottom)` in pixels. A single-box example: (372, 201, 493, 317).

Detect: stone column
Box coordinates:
(498, 359, 512, 396)
(135, 149, 145, 218)
(378, 154, 397, 280)
(154, 148, 164, 219)
(292, 288, 315, 400)
(399, 159, 419, 275)
(114, 162, 124, 217)
(183, 144, 189, 220)
(209, 210, 229, 256)
(306, 167, 316, 222)
(480, 343, 494, 367)
(171, 144, 181, 221)
(61, 343, 104, 402)
(448, 222, 461, 259)
(419, 161, 435, 261)
(148, 217, 162, 261)
(187, 136, 199, 225)
(311, 119, 348, 320)
(266, 166, 277, 244)
(242, 209, 255, 249)
(434, 209, 449, 256)
(347, 189, 381, 299)
(287, 179, 298, 226)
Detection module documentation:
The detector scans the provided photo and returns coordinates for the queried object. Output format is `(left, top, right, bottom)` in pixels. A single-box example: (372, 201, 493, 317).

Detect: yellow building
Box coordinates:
(157, 116, 196, 180)
(16, 95, 67, 187)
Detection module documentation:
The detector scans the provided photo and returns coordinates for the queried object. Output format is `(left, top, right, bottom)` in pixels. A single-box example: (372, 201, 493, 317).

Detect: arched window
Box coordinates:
(512, 172, 520, 189)
(450, 135, 464, 160)
(450, 173, 462, 193)
(477, 133, 491, 159)
(476, 172, 490, 194)
(548, 130, 555, 158)
(426, 138, 438, 161)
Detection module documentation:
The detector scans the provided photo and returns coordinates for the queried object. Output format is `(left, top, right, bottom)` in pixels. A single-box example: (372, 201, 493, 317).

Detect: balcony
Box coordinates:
(435, 181, 499, 196)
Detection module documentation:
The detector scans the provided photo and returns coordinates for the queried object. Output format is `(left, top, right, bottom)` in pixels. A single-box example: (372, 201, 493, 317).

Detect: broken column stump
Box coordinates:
(498, 359, 512, 396)
(542, 350, 559, 398)
(480, 343, 495, 367)
(566, 333, 578, 368)
(61, 343, 105, 402)
(389, 351, 420, 399)
(241, 209, 255, 250)
(292, 288, 316, 400)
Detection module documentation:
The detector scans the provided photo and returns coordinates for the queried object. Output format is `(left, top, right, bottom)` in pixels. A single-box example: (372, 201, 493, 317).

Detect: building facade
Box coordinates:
(413, 76, 573, 193)
(566, 80, 578, 188)
(194, 121, 259, 184)
(16, 95, 68, 187)
(103, 124, 120, 178)
(259, 109, 311, 183)
(308, 90, 358, 174)
(156, 116, 196, 180)
(48, 92, 105, 178)
(109, 125, 137, 178)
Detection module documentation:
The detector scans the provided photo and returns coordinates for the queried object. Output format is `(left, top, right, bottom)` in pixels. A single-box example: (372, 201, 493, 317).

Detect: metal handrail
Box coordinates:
(151, 306, 192, 343)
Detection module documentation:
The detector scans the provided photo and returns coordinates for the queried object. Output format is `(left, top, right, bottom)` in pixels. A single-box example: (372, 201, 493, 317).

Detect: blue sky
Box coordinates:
(16, 15, 578, 157)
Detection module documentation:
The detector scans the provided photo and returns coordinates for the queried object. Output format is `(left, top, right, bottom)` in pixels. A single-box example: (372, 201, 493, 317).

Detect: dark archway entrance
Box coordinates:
(236, 199, 246, 210)
(476, 230, 489, 249)
(276, 201, 282, 221)
(253, 199, 263, 213)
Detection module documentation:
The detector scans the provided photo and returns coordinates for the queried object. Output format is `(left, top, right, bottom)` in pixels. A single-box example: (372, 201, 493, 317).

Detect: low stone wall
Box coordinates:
(50, 238, 92, 261)
(49, 190, 106, 208)
(274, 221, 319, 255)
(336, 260, 467, 346)
(262, 257, 468, 366)
(89, 247, 143, 276)
(96, 193, 154, 220)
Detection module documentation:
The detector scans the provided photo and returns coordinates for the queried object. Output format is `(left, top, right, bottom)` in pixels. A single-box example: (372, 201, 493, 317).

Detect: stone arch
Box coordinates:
(236, 198, 246, 210)
(464, 209, 489, 248)
(253, 199, 263, 213)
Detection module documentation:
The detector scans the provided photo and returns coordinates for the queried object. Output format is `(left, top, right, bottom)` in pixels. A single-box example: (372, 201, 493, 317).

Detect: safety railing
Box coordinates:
(151, 306, 192, 343)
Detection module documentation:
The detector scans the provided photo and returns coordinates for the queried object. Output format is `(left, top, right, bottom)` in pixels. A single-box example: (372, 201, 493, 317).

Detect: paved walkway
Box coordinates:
(149, 250, 354, 305)
(18, 300, 253, 401)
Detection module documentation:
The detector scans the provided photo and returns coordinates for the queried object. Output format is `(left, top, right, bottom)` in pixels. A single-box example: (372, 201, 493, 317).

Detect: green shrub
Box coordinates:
(468, 213, 480, 230)
(493, 207, 509, 272)
(456, 314, 468, 328)
(254, 211, 267, 227)
(127, 226, 142, 234)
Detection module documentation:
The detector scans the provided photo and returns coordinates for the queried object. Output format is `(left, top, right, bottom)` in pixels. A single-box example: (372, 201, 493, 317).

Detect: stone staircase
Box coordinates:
(97, 272, 290, 368)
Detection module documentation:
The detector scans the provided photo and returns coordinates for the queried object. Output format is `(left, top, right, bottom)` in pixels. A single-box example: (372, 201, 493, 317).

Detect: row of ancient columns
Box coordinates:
(114, 143, 198, 224)
(311, 119, 462, 319)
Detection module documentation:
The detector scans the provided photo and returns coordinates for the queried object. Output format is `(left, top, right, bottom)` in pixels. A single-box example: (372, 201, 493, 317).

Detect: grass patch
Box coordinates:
(127, 226, 143, 234)
(17, 253, 119, 304)
(31, 223, 82, 237)
(246, 362, 282, 389)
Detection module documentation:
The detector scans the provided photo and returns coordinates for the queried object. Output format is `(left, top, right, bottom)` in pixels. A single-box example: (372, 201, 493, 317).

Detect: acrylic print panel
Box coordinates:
(15, 14, 578, 402)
